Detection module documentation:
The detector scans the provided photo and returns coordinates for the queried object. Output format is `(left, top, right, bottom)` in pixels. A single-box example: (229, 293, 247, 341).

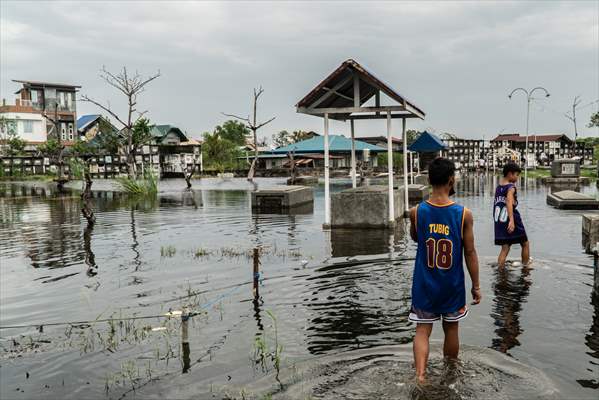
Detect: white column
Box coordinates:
(324, 113, 331, 227)
(387, 111, 394, 223)
(409, 151, 414, 184)
(350, 119, 357, 188)
(402, 118, 409, 215)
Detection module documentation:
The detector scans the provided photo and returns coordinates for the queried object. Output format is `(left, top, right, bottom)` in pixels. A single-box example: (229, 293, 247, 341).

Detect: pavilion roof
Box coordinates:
(296, 59, 425, 121)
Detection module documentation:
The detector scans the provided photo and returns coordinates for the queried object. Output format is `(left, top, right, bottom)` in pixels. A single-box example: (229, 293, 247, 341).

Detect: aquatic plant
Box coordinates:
(253, 310, 284, 388)
(161, 245, 177, 258)
(117, 168, 158, 195)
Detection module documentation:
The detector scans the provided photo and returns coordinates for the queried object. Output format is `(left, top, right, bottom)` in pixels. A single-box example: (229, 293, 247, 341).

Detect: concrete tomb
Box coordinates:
(547, 190, 599, 210)
(542, 159, 590, 184)
(331, 185, 404, 228)
(407, 184, 429, 203)
(251, 186, 314, 212)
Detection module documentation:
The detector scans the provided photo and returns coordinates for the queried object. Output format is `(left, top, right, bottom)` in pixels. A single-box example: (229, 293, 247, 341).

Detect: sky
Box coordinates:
(1, 1, 598, 142)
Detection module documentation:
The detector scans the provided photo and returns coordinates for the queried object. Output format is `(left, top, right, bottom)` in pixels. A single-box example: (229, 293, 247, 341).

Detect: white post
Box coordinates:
(524, 96, 530, 187)
(386, 111, 394, 223)
(324, 113, 331, 227)
(402, 118, 409, 215)
(409, 151, 414, 184)
(350, 119, 357, 188)
(417, 153, 420, 175)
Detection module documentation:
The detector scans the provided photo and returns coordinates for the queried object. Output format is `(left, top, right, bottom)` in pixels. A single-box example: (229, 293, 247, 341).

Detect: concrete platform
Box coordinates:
(251, 186, 313, 212)
(582, 214, 599, 254)
(287, 175, 318, 185)
(406, 184, 429, 202)
(413, 175, 429, 185)
(331, 185, 404, 228)
(547, 190, 599, 209)
(541, 177, 590, 185)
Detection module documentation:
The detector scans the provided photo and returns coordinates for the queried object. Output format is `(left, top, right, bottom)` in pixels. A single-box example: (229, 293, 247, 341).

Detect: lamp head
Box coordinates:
(545, 93, 550, 97)
(508, 95, 512, 99)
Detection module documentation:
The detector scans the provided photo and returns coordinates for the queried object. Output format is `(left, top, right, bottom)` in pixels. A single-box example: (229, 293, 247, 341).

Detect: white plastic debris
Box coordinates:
(164, 310, 183, 317)
(151, 327, 167, 332)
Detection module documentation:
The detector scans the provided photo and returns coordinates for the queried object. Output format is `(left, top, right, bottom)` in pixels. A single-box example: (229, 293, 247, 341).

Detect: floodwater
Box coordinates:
(0, 175, 597, 399)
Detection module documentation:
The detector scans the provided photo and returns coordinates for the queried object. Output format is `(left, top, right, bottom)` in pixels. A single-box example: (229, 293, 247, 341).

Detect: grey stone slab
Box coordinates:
(547, 190, 599, 209)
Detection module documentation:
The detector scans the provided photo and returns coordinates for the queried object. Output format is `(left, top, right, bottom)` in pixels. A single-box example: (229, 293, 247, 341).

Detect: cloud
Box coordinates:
(1, 1, 597, 140)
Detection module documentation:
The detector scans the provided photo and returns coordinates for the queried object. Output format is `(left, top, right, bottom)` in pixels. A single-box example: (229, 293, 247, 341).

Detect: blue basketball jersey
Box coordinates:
(412, 201, 466, 313)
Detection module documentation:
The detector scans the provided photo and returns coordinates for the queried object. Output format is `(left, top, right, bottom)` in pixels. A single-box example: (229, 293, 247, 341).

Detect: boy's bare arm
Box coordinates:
(463, 209, 481, 304)
(506, 187, 516, 233)
(409, 207, 418, 242)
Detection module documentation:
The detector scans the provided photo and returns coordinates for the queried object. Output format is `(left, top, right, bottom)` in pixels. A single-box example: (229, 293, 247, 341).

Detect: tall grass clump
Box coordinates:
(117, 168, 158, 195)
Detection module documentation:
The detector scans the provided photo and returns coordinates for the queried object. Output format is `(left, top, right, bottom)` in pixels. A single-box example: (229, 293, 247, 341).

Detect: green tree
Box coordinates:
(202, 131, 239, 172)
(406, 130, 420, 146)
(272, 130, 315, 147)
(132, 118, 153, 152)
(70, 139, 97, 157)
(589, 111, 599, 128)
(93, 130, 122, 154)
(214, 120, 249, 146)
(37, 138, 62, 168)
(377, 152, 404, 172)
(0, 116, 26, 156)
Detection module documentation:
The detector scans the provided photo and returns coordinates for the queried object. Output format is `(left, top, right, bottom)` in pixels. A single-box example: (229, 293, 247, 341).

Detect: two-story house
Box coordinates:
(0, 80, 81, 151)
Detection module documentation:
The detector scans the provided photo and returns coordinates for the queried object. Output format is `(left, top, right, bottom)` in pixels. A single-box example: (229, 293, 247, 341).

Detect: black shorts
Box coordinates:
(495, 235, 528, 246)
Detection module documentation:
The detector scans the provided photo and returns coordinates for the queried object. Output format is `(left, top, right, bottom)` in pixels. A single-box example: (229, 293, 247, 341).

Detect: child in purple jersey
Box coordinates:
(494, 162, 530, 267)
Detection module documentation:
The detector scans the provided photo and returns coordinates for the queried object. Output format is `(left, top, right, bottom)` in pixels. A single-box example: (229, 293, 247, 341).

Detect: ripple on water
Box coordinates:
(234, 344, 559, 400)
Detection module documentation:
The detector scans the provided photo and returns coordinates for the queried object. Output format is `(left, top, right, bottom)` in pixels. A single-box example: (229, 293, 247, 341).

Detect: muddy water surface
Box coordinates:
(0, 175, 597, 399)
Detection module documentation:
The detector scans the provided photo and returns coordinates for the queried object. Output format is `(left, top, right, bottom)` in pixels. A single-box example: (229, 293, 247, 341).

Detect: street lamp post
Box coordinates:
(508, 87, 550, 184)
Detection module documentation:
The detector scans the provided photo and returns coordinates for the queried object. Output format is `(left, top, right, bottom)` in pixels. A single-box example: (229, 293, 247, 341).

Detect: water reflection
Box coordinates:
(490, 265, 532, 353)
(578, 289, 599, 389)
(83, 222, 98, 277)
(304, 259, 413, 355)
(330, 223, 406, 258)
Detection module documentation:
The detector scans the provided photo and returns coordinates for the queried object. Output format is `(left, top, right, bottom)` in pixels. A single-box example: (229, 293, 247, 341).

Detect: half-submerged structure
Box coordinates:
(296, 59, 425, 227)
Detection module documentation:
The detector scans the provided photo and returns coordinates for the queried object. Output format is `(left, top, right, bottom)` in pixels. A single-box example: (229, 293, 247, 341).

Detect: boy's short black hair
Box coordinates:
(502, 162, 522, 177)
(428, 157, 455, 186)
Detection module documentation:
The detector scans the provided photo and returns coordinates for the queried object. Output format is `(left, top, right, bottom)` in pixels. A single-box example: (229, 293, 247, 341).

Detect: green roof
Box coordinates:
(272, 135, 386, 154)
(150, 125, 188, 142)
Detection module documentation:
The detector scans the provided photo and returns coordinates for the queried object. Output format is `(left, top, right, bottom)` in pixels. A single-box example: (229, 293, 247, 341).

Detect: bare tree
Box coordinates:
(564, 96, 582, 152)
(180, 154, 199, 189)
(222, 86, 275, 181)
(81, 66, 160, 177)
(42, 105, 68, 190)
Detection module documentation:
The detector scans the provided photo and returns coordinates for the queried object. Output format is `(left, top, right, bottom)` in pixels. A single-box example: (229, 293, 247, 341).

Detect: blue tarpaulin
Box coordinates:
(408, 131, 447, 153)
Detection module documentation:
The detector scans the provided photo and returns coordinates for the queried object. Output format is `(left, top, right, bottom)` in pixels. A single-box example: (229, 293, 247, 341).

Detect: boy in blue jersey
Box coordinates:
(494, 162, 530, 267)
(409, 157, 481, 383)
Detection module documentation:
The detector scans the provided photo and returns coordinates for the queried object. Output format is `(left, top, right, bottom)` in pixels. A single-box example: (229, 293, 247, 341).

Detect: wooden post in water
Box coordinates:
(253, 247, 260, 300)
(181, 307, 190, 373)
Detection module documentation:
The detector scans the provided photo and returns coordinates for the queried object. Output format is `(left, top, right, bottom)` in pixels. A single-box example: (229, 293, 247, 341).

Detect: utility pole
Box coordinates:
(565, 96, 582, 154)
(508, 87, 550, 185)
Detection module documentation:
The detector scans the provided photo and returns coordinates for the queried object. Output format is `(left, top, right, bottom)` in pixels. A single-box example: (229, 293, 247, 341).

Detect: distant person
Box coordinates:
(493, 162, 530, 267)
(408, 157, 481, 383)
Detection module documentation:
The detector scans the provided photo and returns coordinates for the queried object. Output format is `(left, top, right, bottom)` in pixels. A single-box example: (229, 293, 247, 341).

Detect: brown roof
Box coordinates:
(13, 79, 81, 90)
(491, 133, 571, 143)
(296, 59, 425, 119)
(355, 136, 402, 144)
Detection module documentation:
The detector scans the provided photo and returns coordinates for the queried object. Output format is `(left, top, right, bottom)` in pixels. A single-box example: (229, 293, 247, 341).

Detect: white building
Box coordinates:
(0, 111, 47, 146)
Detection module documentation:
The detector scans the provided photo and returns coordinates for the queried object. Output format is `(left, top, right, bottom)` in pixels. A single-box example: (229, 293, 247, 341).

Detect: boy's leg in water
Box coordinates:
(442, 320, 459, 359)
(498, 244, 510, 267)
(521, 241, 530, 265)
(414, 323, 433, 382)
